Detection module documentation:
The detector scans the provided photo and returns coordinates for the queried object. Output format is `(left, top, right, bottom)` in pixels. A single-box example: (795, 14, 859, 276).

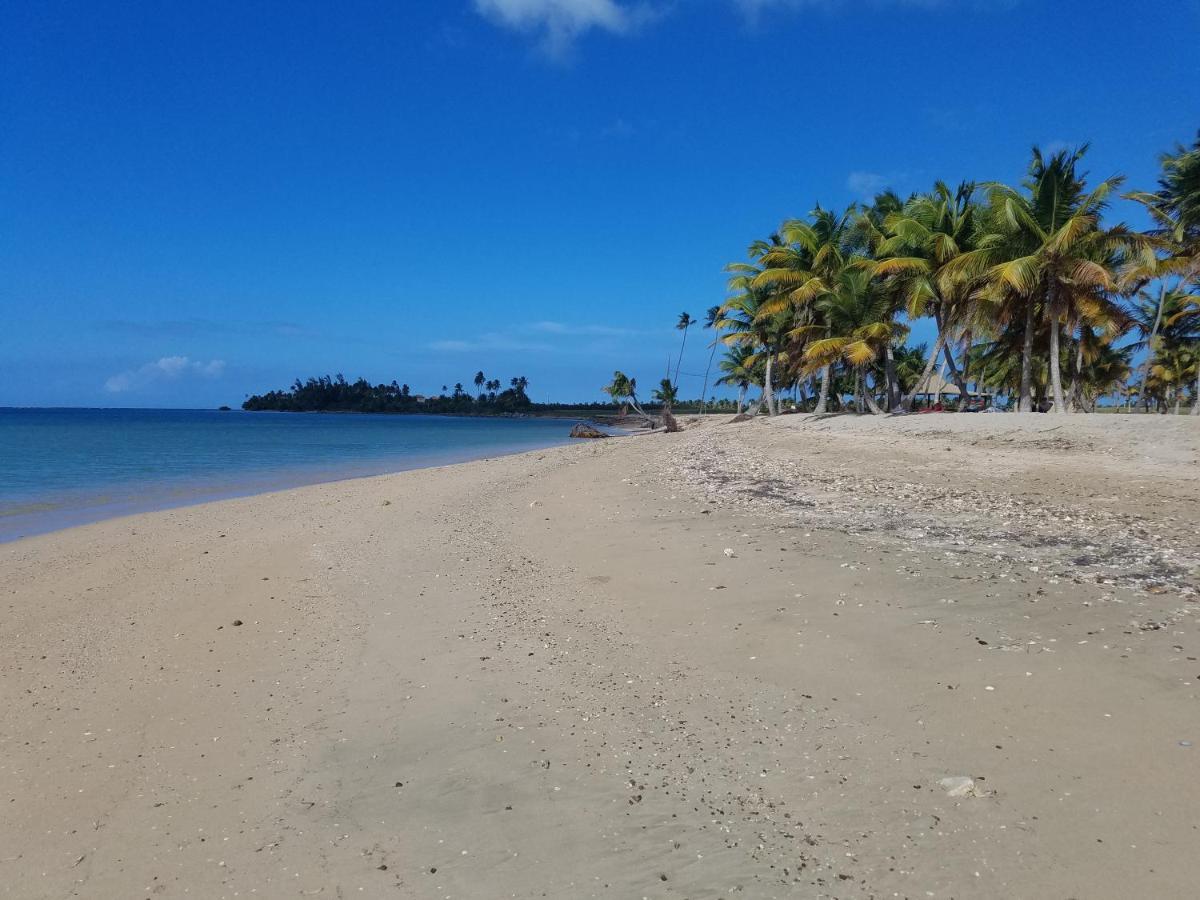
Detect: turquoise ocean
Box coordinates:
(0, 408, 587, 542)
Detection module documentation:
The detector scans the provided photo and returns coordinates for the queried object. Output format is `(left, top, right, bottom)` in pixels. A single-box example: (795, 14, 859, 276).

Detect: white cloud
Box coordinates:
(429, 321, 644, 353)
(104, 356, 226, 393)
(733, 0, 996, 25)
(473, 0, 651, 56)
(846, 170, 890, 199)
(475, 1, 1013, 55)
(430, 333, 555, 353)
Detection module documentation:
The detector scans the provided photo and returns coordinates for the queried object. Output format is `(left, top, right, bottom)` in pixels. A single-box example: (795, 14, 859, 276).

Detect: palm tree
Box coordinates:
(795, 267, 903, 414)
(474, 371, 486, 395)
(698, 305, 721, 415)
(1148, 344, 1198, 414)
(1128, 132, 1200, 284)
(954, 146, 1138, 413)
(753, 207, 860, 413)
(652, 378, 678, 408)
(1128, 286, 1190, 408)
(721, 247, 791, 417)
(673, 312, 694, 388)
(870, 182, 982, 409)
(715, 345, 760, 415)
(603, 371, 653, 422)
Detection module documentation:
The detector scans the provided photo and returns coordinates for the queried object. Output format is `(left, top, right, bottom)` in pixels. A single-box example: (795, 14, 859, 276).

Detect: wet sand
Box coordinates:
(2, 413, 1198, 898)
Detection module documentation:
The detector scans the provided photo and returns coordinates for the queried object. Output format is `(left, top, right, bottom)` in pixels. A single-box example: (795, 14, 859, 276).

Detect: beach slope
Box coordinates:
(2, 414, 1198, 898)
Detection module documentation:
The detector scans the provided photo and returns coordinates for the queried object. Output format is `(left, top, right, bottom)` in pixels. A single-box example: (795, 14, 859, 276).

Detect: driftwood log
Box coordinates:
(569, 423, 609, 439)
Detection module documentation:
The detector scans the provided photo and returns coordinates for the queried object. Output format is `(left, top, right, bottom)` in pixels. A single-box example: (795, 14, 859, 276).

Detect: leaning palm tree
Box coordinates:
(603, 371, 653, 423)
(673, 312, 694, 388)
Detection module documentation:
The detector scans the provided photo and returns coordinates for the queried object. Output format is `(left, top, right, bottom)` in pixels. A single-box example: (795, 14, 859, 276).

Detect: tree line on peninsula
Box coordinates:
(242, 372, 538, 414)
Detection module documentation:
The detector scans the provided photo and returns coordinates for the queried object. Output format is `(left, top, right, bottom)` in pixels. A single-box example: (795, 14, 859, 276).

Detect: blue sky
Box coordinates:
(1, 0, 1196, 407)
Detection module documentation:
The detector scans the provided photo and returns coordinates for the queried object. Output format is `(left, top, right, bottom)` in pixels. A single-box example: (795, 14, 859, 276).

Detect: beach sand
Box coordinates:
(2, 413, 1198, 899)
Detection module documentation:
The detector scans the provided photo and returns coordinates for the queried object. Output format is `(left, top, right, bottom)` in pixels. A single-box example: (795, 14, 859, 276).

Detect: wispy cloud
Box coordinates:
(473, 0, 658, 57)
(846, 170, 890, 200)
(734, 0, 1013, 25)
(430, 333, 556, 353)
(475, 0, 1013, 55)
(529, 320, 638, 336)
(430, 320, 646, 353)
(104, 356, 226, 393)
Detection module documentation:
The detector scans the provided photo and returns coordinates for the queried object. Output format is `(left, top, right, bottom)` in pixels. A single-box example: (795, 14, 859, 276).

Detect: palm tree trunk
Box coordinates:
(884, 344, 899, 411)
(1067, 333, 1085, 412)
(1048, 302, 1067, 414)
(903, 330, 948, 410)
(1174, 387, 1182, 415)
(1018, 297, 1036, 412)
(862, 367, 885, 415)
(1139, 286, 1166, 412)
(700, 341, 717, 415)
(814, 364, 831, 413)
(956, 329, 973, 412)
(673, 328, 689, 388)
(736, 384, 746, 415)
(942, 341, 970, 409)
(763, 352, 777, 417)
(1193, 365, 1200, 415)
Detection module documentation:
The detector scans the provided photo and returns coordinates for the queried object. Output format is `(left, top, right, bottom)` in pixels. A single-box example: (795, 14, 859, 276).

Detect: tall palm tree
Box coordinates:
(673, 312, 694, 388)
(474, 371, 486, 395)
(952, 146, 1137, 413)
(698, 305, 721, 414)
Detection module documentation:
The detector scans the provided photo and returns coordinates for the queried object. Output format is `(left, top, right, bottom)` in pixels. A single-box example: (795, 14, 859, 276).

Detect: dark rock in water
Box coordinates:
(570, 423, 609, 439)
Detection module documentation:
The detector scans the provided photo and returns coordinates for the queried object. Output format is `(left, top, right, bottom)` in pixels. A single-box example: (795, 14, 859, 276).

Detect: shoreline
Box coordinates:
(0, 439, 584, 545)
(0, 411, 617, 544)
(2, 414, 1198, 898)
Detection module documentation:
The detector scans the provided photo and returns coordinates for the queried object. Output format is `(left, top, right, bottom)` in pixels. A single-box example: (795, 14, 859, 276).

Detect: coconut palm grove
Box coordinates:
(608, 136, 1200, 418)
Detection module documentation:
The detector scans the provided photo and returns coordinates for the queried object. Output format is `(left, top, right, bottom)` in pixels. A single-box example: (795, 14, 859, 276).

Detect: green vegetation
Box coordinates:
(243, 373, 541, 414)
(625, 136, 1200, 415)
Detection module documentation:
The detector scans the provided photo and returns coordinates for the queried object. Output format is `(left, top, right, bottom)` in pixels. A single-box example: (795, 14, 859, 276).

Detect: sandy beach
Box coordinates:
(3, 413, 1198, 899)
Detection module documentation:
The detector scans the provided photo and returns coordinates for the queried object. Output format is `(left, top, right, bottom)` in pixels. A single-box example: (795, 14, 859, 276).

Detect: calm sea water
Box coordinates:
(0, 408, 588, 542)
